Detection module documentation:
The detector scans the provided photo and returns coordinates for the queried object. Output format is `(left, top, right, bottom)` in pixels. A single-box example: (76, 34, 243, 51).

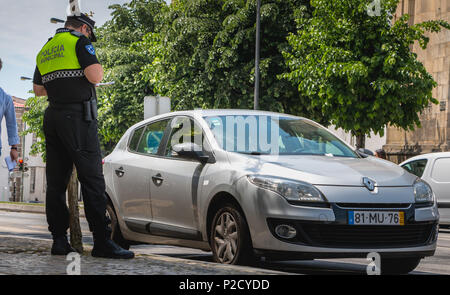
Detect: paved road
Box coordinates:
(0, 210, 449, 275)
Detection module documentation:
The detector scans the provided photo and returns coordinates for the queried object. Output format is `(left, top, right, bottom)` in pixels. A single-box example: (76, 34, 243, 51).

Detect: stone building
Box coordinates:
(384, 0, 450, 163)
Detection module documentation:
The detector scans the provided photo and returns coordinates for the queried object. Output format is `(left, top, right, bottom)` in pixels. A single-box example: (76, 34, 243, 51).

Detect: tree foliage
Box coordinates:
(282, 0, 450, 145)
(22, 94, 47, 160)
(25, 0, 447, 154)
(95, 0, 166, 152)
(141, 0, 310, 114)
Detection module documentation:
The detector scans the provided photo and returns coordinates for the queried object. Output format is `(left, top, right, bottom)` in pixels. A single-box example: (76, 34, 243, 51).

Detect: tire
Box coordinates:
(106, 202, 131, 250)
(210, 204, 255, 265)
(381, 257, 422, 275)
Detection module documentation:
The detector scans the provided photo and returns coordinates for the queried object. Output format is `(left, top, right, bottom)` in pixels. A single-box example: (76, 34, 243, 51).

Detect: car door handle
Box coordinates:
(152, 173, 164, 186)
(115, 167, 125, 178)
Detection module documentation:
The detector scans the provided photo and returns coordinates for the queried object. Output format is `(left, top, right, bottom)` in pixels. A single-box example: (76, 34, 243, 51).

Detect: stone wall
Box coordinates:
(384, 0, 450, 163)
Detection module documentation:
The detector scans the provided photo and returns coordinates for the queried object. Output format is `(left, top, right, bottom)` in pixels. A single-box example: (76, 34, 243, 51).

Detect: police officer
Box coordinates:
(33, 14, 134, 259)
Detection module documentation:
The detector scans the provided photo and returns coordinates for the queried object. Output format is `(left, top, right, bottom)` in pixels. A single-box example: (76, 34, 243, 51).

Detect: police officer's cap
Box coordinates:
(67, 14, 97, 42)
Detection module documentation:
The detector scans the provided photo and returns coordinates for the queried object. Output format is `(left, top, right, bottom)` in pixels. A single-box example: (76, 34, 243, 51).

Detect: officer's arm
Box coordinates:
(33, 84, 47, 97)
(33, 66, 47, 96)
(84, 63, 103, 85)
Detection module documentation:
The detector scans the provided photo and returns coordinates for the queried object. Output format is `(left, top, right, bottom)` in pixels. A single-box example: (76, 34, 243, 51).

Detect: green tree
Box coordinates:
(95, 0, 166, 153)
(141, 0, 310, 114)
(282, 0, 450, 148)
(22, 95, 47, 160)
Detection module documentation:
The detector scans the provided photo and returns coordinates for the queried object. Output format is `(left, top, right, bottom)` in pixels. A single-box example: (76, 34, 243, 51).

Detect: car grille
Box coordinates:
(298, 223, 435, 248)
(335, 203, 411, 209)
(267, 218, 436, 249)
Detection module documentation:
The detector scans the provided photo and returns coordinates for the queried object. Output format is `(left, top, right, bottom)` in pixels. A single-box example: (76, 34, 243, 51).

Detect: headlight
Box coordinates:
(247, 175, 327, 203)
(414, 179, 434, 203)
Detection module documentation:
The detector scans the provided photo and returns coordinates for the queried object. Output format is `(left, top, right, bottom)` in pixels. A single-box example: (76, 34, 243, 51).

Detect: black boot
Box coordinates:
(51, 235, 76, 255)
(91, 238, 134, 259)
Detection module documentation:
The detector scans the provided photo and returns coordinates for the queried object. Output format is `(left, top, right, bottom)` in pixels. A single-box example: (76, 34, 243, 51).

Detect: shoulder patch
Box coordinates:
(85, 45, 96, 56)
(71, 31, 84, 38)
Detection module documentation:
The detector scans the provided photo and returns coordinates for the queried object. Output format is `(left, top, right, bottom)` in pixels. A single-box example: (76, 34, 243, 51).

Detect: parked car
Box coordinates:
(400, 152, 450, 226)
(103, 109, 439, 274)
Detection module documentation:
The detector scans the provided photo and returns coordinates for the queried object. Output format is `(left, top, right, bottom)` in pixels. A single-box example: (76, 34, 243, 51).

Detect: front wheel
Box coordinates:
(381, 257, 422, 275)
(210, 204, 255, 265)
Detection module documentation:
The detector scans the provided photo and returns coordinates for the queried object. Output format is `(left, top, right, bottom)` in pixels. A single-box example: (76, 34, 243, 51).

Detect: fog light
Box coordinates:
(275, 224, 297, 239)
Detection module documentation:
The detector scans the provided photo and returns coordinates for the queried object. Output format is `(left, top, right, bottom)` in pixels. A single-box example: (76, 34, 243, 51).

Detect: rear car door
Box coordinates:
(111, 119, 171, 230)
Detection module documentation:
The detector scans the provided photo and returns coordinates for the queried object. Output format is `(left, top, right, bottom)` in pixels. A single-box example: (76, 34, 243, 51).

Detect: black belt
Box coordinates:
(49, 88, 98, 121)
(49, 101, 84, 112)
(49, 99, 98, 122)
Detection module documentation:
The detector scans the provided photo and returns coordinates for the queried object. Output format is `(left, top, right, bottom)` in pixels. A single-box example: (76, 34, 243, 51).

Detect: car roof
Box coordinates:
(133, 109, 304, 129)
(192, 109, 300, 118)
(400, 152, 450, 165)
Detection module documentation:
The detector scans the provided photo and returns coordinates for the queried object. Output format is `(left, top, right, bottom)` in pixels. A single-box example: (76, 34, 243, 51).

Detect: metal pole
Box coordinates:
(20, 122, 25, 202)
(254, 0, 261, 110)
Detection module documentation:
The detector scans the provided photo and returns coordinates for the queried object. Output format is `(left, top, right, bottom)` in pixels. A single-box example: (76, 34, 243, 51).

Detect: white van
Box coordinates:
(400, 152, 450, 225)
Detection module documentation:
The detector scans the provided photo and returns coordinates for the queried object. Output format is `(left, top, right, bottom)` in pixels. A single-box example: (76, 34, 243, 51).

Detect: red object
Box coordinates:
(19, 159, 23, 164)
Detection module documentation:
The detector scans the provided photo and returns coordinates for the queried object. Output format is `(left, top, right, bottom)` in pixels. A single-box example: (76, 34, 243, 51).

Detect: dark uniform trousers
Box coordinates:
(43, 104, 111, 241)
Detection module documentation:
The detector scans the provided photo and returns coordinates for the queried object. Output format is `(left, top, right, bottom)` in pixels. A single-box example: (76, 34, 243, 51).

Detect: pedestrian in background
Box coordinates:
(375, 149, 387, 160)
(0, 58, 20, 163)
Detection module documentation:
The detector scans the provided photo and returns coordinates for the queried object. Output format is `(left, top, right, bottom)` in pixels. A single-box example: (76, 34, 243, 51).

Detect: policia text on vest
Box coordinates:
(39, 44, 65, 64)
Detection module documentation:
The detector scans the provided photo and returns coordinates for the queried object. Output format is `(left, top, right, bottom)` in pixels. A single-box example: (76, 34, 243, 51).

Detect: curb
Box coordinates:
(0, 203, 85, 217)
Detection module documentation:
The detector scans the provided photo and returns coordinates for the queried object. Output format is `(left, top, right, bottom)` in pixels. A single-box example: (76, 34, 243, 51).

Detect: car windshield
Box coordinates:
(203, 115, 358, 158)
(401, 159, 428, 177)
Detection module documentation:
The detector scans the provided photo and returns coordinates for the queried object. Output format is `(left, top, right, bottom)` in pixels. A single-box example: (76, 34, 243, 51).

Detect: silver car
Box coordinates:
(103, 110, 439, 274)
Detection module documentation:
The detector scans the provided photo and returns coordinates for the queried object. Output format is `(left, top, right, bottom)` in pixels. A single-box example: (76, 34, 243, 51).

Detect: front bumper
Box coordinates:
(238, 180, 439, 259)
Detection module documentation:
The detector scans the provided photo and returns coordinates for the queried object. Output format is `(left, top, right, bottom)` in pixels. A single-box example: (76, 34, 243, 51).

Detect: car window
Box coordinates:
(431, 158, 450, 182)
(136, 119, 170, 155)
(204, 115, 357, 157)
(401, 159, 428, 177)
(164, 116, 205, 158)
(128, 126, 145, 152)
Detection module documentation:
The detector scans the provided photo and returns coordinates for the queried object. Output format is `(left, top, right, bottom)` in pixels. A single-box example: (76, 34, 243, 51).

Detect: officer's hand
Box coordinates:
(10, 148, 19, 163)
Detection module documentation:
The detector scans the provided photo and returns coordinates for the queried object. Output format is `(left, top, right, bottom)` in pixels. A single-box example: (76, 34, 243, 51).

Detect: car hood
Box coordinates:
(228, 153, 416, 187)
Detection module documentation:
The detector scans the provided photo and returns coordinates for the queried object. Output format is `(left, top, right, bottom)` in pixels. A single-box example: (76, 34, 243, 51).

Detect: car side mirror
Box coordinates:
(173, 143, 211, 164)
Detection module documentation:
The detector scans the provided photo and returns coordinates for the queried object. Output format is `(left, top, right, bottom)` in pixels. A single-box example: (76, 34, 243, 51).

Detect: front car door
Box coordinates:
(148, 116, 211, 240)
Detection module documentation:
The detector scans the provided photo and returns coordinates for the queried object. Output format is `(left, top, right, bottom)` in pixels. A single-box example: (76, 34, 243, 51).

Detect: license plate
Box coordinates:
(348, 211, 404, 226)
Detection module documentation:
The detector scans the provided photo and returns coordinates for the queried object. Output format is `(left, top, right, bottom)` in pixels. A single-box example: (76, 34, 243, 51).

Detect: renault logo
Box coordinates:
(362, 177, 378, 193)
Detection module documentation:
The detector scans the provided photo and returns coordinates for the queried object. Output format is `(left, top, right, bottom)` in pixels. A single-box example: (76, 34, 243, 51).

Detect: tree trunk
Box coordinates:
(68, 165, 83, 253)
(355, 134, 366, 149)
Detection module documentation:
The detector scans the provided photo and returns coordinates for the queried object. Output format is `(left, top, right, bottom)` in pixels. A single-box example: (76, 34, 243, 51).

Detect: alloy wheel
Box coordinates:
(213, 212, 238, 263)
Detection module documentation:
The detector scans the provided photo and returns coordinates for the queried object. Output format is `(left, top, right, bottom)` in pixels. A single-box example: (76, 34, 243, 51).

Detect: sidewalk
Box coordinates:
(0, 202, 85, 217)
(0, 236, 286, 275)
